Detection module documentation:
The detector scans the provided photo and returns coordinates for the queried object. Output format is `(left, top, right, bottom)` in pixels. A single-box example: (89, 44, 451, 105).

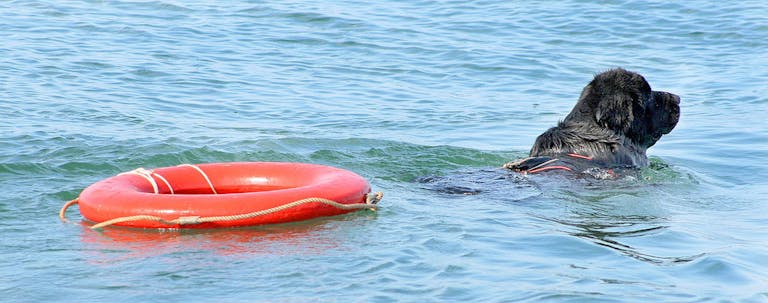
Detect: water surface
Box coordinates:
(2, 1, 767, 302)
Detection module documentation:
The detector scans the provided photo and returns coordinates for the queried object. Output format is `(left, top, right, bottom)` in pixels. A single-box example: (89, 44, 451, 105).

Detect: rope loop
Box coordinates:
(59, 199, 79, 222)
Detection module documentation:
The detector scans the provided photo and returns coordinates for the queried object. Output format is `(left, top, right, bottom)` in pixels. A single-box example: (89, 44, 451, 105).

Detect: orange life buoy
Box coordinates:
(72, 162, 375, 229)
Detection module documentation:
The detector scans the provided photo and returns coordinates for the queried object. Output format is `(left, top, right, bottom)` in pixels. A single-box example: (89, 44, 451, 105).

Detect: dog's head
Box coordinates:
(565, 68, 680, 148)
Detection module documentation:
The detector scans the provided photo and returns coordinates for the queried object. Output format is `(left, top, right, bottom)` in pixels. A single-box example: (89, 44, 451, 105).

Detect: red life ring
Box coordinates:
(71, 162, 376, 229)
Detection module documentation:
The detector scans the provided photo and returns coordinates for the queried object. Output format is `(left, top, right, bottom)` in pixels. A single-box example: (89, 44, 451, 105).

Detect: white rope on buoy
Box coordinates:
(177, 164, 217, 194)
(117, 167, 175, 194)
(118, 168, 159, 193)
(117, 165, 218, 195)
(152, 171, 174, 194)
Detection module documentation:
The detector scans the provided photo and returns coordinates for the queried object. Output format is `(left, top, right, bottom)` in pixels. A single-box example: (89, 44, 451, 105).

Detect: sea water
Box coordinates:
(1, 1, 767, 302)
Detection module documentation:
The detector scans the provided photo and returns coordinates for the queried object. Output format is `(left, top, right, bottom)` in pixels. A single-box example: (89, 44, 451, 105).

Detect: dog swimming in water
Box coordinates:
(504, 68, 680, 179)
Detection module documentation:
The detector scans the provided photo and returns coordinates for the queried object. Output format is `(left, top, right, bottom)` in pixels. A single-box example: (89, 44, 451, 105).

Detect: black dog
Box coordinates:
(504, 68, 680, 179)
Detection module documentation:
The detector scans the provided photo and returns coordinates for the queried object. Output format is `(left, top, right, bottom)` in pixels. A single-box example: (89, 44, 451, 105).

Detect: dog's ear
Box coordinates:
(594, 90, 634, 133)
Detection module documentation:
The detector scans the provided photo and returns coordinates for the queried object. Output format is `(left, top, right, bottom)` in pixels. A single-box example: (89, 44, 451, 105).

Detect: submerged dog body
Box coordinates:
(505, 68, 680, 177)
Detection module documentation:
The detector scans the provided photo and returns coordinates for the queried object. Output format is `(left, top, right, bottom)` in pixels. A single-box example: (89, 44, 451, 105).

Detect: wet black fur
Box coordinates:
(527, 68, 680, 168)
